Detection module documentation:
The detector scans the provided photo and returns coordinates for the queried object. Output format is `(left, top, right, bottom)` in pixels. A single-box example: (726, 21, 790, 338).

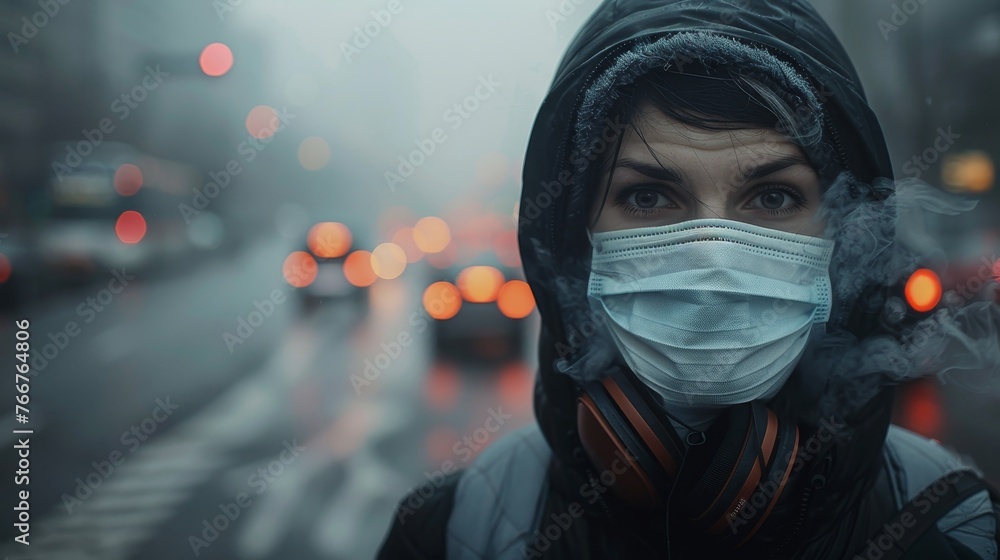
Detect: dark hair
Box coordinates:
(630, 66, 819, 141)
(588, 64, 829, 224)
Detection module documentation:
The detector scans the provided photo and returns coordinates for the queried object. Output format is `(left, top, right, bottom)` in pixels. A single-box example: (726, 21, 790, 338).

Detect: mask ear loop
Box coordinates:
(586, 228, 599, 254)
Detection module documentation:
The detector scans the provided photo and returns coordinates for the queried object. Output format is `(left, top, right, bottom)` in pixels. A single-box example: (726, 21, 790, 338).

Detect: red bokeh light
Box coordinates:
(898, 379, 943, 439)
(425, 364, 461, 413)
(344, 250, 377, 287)
(199, 43, 234, 77)
(115, 211, 146, 244)
(0, 254, 10, 283)
(905, 268, 941, 312)
(245, 105, 280, 139)
(113, 164, 143, 196)
(283, 251, 318, 288)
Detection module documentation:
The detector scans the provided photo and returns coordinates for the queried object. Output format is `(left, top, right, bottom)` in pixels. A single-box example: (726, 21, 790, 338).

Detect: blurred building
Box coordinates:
(815, 0, 999, 257)
(0, 0, 51, 227)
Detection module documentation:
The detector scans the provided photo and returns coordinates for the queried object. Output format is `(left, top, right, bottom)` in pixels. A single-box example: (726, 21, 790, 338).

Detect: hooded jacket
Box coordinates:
(377, 1, 1000, 558)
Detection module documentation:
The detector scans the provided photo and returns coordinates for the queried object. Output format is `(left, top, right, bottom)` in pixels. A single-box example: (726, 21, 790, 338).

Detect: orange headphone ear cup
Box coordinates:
(577, 392, 665, 510)
(576, 368, 684, 511)
(602, 368, 684, 475)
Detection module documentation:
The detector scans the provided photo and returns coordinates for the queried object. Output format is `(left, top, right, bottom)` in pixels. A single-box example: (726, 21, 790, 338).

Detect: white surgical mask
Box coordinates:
(587, 219, 835, 408)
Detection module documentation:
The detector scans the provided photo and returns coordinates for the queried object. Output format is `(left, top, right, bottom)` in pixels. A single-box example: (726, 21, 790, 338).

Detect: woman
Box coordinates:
(378, 0, 1000, 558)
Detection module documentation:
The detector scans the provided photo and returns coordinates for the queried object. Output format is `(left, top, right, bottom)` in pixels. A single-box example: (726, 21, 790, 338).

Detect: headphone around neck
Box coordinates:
(576, 366, 804, 549)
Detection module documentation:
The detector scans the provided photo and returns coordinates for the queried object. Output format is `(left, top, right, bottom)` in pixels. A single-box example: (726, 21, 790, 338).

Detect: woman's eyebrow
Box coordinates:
(613, 157, 683, 184)
(740, 155, 810, 182)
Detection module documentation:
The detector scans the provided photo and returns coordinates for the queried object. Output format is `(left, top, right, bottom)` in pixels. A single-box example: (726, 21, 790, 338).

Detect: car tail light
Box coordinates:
(497, 280, 535, 319)
(424, 281, 462, 320)
(344, 250, 377, 287)
(457, 266, 504, 303)
(283, 251, 318, 288)
(905, 268, 942, 312)
(307, 222, 351, 258)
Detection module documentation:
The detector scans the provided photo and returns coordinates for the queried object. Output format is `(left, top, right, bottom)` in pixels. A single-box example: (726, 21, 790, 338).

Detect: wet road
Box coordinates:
(0, 238, 538, 560)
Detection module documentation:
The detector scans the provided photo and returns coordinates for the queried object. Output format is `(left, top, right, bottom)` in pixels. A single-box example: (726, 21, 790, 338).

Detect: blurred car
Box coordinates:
(287, 221, 370, 311)
(38, 162, 143, 285)
(37, 142, 196, 287)
(424, 256, 536, 364)
(0, 229, 45, 311)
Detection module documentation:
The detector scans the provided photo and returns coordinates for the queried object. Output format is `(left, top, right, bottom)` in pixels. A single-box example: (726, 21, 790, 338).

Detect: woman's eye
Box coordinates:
(759, 190, 790, 210)
(626, 188, 670, 209)
(747, 186, 806, 214)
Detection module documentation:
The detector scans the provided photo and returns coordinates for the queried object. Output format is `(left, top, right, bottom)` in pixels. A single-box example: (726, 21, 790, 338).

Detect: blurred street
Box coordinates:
(0, 235, 538, 560)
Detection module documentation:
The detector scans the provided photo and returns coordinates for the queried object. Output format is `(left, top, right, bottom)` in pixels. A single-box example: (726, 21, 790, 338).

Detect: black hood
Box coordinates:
(517, 0, 904, 541)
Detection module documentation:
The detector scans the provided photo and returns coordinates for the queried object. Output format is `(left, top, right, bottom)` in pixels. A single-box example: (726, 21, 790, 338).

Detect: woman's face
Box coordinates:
(590, 100, 825, 236)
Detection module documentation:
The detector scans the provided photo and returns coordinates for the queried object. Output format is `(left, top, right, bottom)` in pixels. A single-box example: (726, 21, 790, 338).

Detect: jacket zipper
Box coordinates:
(766, 452, 833, 559)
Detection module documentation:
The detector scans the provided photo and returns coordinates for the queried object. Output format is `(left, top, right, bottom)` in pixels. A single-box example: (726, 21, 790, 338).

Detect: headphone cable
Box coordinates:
(662, 408, 707, 446)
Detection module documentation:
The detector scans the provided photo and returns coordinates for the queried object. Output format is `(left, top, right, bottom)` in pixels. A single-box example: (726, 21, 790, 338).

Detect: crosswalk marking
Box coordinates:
(1, 319, 324, 560)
